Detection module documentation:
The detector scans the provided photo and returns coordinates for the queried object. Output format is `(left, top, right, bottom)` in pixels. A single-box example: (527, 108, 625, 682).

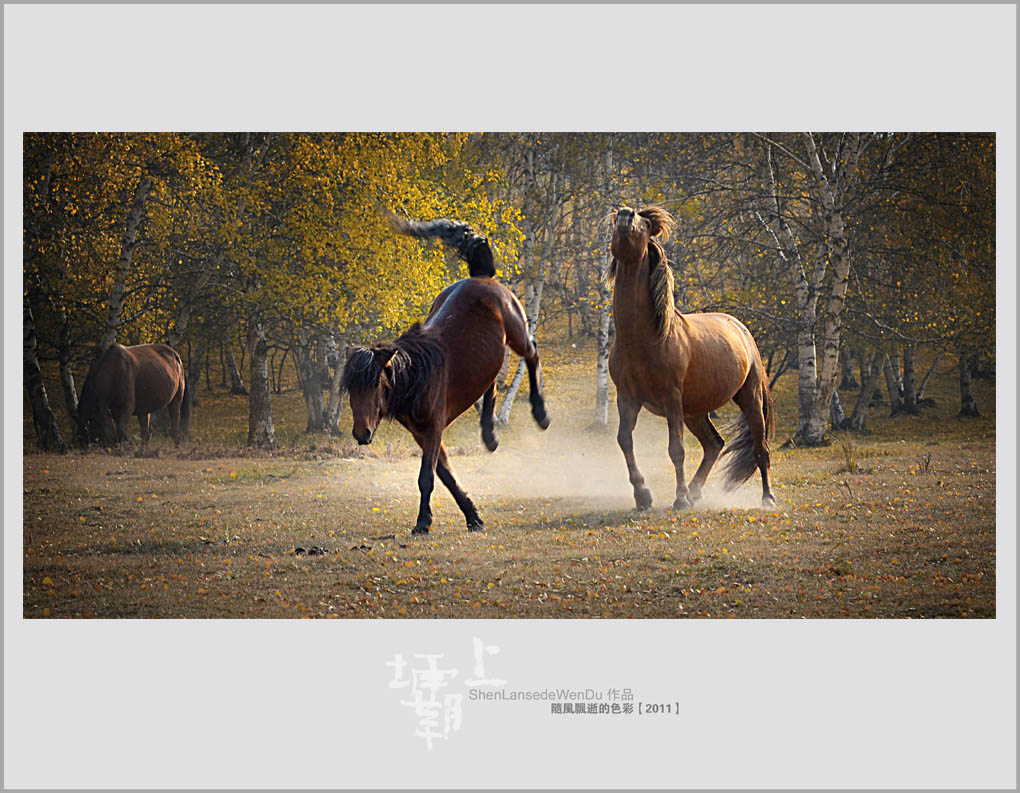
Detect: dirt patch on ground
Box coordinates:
(23, 421, 995, 618)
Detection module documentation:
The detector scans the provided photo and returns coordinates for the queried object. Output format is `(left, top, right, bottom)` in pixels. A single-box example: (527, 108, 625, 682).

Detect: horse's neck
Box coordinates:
(613, 257, 660, 341)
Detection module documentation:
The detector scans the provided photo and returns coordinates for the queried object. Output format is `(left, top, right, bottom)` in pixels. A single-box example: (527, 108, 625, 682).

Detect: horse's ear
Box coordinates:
(345, 346, 357, 362)
(607, 208, 619, 228)
(373, 348, 396, 369)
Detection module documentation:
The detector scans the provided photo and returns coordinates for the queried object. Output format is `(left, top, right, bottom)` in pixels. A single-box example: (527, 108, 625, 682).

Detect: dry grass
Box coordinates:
(23, 341, 996, 618)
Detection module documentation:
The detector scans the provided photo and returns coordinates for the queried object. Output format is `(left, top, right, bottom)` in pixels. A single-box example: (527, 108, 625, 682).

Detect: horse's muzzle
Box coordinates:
(354, 428, 374, 445)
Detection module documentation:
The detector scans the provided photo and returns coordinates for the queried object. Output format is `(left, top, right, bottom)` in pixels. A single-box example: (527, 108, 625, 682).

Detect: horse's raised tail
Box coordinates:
(387, 215, 496, 277)
(719, 370, 775, 491)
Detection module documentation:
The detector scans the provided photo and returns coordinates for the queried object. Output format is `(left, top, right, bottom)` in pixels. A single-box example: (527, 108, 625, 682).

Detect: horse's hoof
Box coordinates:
(467, 518, 485, 532)
(483, 436, 499, 452)
(634, 488, 653, 511)
(762, 493, 777, 507)
(688, 488, 702, 504)
(672, 496, 692, 511)
(534, 410, 551, 430)
(411, 525, 431, 536)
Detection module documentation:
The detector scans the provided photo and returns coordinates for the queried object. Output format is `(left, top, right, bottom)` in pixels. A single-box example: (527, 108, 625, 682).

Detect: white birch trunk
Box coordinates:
(799, 133, 853, 445)
(95, 174, 153, 361)
(592, 143, 615, 430)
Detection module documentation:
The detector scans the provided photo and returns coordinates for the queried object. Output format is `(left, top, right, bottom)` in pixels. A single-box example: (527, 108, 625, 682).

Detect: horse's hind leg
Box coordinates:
(523, 338, 550, 429)
(617, 395, 652, 511)
(436, 444, 484, 532)
(733, 382, 775, 506)
(507, 329, 550, 430)
(167, 383, 184, 446)
(479, 381, 498, 452)
(684, 414, 725, 503)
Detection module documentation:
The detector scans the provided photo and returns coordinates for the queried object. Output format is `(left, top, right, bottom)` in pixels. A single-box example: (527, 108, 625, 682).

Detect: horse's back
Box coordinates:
(425, 277, 525, 423)
(121, 343, 185, 412)
(680, 312, 764, 409)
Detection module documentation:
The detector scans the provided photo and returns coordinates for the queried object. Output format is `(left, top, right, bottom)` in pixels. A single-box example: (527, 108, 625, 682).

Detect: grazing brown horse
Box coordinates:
(75, 343, 191, 448)
(342, 217, 550, 535)
(608, 206, 775, 510)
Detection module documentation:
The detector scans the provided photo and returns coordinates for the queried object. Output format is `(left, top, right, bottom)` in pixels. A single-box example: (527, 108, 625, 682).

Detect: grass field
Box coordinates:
(23, 340, 997, 618)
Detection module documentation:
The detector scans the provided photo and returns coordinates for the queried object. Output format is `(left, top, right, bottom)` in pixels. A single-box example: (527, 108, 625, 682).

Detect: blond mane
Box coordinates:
(605, 206, 678, 339)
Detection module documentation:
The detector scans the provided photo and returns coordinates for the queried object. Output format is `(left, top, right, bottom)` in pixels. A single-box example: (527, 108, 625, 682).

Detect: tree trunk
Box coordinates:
(958, 354, 980, 417)
(94, 174, 153, 362)
(764, 141, 819, 443)
(592, 264, 613, 430)
(885, 349, 904, 415)
(848, 350, 884, 433)
(495, 347, 512, 393)
(24, 295, 66, 452)
(247, 321, 276, 449)
(227, 347, 247, 395)
(295, 329, 324, 433)
(796, 133, 853, 446)
(830, 390, 848, 430)
(496, 149, 550, 426)
(496, 360, 527, 427)
(840, 346, 859, 389)
(57, 309, 78, 423)
(168, 252, 222, 349)
(591, 143, 615, 431)
(901, 344, 919, 414)
(323, 339, 346, 435)
(187, 336, 207, 412)
(917, 350, 942, 401)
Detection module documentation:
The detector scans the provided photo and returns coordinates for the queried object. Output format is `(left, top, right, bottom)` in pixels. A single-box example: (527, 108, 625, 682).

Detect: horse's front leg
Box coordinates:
(436, 444, 484, 532)
(114, 409, 132, 447)
(667, 410, 692, 510)
(411, 430, 441, 536)
(617, 394, 652, 511)
(137, 413, 151, 447)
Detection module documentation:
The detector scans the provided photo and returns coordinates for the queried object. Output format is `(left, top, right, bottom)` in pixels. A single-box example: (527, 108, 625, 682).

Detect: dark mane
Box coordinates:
(387, 215, 496, 277)
(342, 323, 448, 420)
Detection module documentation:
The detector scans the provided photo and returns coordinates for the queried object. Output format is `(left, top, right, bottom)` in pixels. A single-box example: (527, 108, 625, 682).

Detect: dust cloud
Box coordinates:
(343, 410, 770, 517)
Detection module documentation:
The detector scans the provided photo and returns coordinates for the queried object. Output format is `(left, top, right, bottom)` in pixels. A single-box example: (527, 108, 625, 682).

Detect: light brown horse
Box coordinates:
(608, 206, 775, 510)
(342, 218, 550, 535)
(75, 343, 190, 448)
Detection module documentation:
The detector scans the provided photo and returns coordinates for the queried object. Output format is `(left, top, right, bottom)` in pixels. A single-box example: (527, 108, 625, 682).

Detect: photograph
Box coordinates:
(22, 130, 997, 619)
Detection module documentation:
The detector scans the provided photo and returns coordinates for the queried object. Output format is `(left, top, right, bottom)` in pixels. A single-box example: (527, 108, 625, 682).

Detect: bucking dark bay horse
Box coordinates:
(342, 217, 550, 535)
(607, 206, 776, 510)
(75, 343, 191, 448)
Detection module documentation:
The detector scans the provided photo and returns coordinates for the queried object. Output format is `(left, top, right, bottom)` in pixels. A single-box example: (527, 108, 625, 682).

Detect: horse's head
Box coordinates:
(73, 382, 116, 448)
(610, 205, 675, 262)
(341, 345, 396, 445)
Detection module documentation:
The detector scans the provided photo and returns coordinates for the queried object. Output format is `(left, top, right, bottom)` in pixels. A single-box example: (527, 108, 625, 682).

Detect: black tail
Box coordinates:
(388, 215, 496, 277)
